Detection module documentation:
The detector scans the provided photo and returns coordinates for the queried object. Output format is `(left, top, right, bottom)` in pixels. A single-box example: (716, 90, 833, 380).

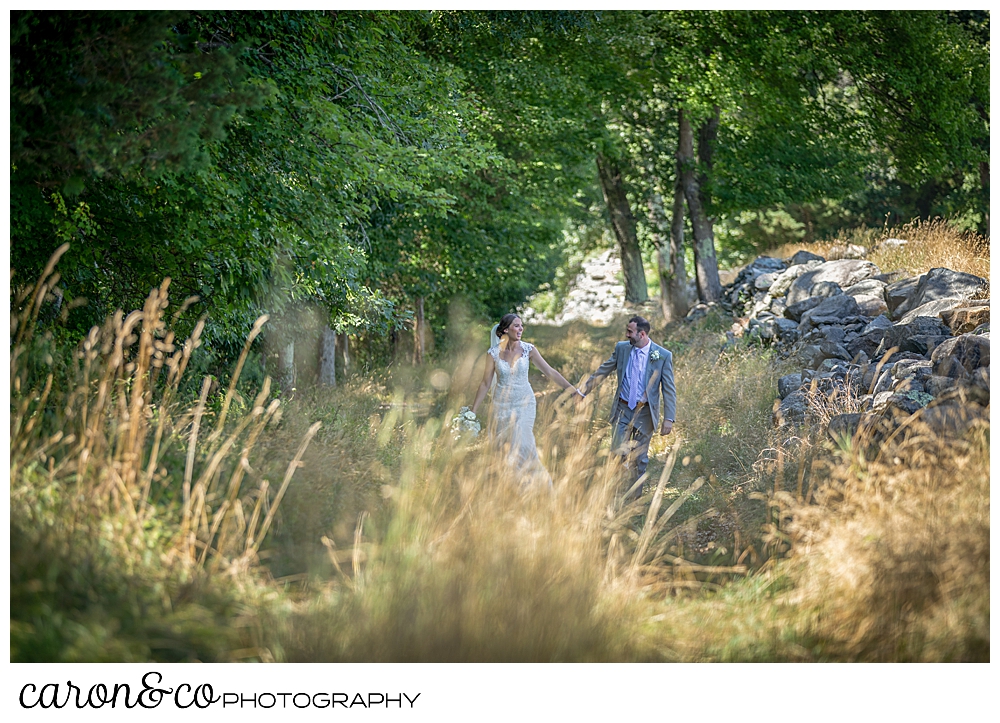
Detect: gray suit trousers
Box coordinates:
(611, 398, 655, 494)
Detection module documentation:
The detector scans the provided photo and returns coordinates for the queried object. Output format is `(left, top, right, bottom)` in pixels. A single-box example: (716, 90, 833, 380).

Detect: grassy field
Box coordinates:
(9, 222, 989, 662)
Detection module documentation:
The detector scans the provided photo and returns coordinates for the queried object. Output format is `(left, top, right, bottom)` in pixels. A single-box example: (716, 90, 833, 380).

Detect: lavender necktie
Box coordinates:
(627, 347, 641, 409)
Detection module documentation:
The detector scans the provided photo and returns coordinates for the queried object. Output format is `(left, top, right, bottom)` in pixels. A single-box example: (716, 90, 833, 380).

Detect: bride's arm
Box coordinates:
(470, 353, 496, 415)
(529, 347, 585, 398)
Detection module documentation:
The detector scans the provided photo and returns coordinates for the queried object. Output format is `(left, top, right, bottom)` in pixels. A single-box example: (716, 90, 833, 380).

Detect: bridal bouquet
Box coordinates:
(451, 406, 481, 440)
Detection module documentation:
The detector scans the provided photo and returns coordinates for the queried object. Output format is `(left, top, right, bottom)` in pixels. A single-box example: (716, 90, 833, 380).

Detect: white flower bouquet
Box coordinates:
(451, 406, 482, 440)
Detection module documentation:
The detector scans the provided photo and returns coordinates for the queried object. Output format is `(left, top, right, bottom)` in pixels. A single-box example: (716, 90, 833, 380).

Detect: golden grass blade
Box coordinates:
(352, 510, 369, 582)
(182, 376, 212, 532)
(250, 421, 321, 553)
(321, 535, 354, 588)
(14, 242, 69, 348)
(208, 314, 269, 445)
(629, 440, 680, 575)
(243, 479, 270, 556)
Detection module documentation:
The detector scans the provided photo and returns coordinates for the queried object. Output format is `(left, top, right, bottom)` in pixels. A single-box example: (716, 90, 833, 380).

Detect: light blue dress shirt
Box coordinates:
(623, 342, 650, 408)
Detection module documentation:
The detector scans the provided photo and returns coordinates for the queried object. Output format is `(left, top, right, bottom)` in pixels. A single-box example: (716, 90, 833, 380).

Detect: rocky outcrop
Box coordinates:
(521, 249, 634, 326)
(717, 245, 990, 442)
(891, 267, 988, 319)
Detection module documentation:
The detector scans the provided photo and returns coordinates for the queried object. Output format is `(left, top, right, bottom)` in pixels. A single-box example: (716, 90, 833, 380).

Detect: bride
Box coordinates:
(470, 313, 584, 486)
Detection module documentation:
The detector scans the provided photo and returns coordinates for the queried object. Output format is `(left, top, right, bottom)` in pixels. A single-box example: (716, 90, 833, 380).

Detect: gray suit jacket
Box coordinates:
(586, 341, 677, 427)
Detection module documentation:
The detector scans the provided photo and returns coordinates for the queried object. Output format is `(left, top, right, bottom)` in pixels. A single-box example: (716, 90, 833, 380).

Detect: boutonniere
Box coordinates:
(650, 350, 661, 361)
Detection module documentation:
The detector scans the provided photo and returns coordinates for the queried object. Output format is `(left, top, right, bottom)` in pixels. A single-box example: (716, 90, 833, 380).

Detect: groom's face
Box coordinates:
(625, 322, 648, 347)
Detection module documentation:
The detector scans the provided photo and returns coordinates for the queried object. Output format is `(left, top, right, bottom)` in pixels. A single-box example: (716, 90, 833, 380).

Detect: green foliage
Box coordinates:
(11, 11, 257, 192)
(9, 10, 989, 373)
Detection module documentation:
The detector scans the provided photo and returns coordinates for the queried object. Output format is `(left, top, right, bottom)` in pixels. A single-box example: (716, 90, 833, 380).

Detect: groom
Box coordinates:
(582, 315, 676, 500)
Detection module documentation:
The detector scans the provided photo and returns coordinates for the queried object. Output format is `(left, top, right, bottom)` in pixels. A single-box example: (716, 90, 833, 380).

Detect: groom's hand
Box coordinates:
(660, 420, 673, 435)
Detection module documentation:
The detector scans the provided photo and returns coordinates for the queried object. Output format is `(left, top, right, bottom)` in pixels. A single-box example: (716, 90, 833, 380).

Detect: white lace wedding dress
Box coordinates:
(487, 342, 551, 487)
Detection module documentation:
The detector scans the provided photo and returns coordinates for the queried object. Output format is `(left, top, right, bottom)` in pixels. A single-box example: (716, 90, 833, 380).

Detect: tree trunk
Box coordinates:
(669, 171, 689, 309)
(648, 189, 690, 322)
(318, 326, 337, 387)
(678, 108, 722, 303)
(414, 296, 426, 365)
(341, 331, 351, 376)
(596, 154, 648, 304)
(278, 340, 295, 394)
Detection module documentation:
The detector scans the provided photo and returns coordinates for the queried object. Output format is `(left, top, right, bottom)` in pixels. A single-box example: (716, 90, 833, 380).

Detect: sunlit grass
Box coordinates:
(767, 218, 989, 278)
(11, 236, 990, 662)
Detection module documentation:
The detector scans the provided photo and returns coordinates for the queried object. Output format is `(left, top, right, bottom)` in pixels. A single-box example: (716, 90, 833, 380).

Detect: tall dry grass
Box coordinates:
(11, 227, 989, 662)
(781, 420, 990, 661)
(768, 218, 989, 278)
(254, 342, 756, 661)
(10, 246, 319, 661)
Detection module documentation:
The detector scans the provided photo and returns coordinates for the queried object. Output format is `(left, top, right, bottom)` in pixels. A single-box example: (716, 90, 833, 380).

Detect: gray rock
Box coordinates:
(892, 376, 926, 394)
(924, 374, 958, 397)
(921, 401, 988, 436)
(795, 344, 825, 369)
(786, 260, 881, 306)
(883, 275, 922, 317)
(886, 351, 929, 365)
(816, 325, 846, 344)
(750, 294, 774, 318)
(897, 315, 953, 338)
(855, 294, 889, 317)
(931, 334, 990, 379)
(871, 391, 895, 413)
(940, 301, 990, 334)
(751, 256, 788, 272)
(769, 260, 823, 297)
(850, 316, 952, 361)
(886, 390, 934, 416)
(778, 373, 802, 399)
(827, 413, 862, 442)
(872, 368, 896, 395)
(820, 340, 852, 362)
(843, 279, 887, 298)
(755, 272, 778, 290)
(785, 295, 825, 322)
(774, 389, 809, 428)
(897, 297, 983, 326)
(800, 295, 861, 328)
(769, 297, 788, 317)
(863, 314, 894, 334)
(862, 362, 884, 391)
(892, 359, 933, 380)
(847, 328, 888, 361)
(773, 318, 801, 341)
(787, 250, 826, 266)
(811, 281, 844, 299)
(904, 335, 952, 357)
(752, 315, 799, 342)
(892, 267, 988, 319)
(818, 358, 852, 376)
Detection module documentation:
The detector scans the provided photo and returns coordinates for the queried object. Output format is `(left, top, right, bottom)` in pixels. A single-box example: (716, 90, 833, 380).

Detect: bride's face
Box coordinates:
(504, 317, 524, 342)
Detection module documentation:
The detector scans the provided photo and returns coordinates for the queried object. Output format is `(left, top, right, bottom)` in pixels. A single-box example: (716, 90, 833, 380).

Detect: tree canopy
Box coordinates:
(10, 10, 989, 371)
